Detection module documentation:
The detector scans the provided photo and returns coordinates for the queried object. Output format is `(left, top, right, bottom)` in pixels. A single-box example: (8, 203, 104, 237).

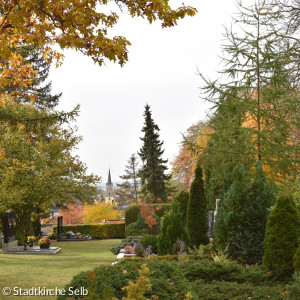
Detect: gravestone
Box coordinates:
(208, 211, 214, 237)
(57, 216, 63, 237)
(3, 209, 16, 243)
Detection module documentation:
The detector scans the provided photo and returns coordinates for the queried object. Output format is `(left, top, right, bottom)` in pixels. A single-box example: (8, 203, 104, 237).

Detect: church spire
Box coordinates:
(107, 168, 112, 185)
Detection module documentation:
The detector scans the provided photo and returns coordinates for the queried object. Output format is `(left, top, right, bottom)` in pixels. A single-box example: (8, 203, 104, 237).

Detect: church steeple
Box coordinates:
(105, 168, 114, 205)
(107, 169, 112, 185)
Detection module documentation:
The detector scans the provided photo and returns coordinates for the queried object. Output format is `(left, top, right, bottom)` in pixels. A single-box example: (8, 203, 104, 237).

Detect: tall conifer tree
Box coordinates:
(187, 158, 209, 247)
(138, 104, 170, 202)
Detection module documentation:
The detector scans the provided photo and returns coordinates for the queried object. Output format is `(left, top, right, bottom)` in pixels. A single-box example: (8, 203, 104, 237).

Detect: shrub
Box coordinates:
(293, 237, 300, 273)
(52, 223, 125, 240)
(57, 260, 196, 300)
(158, 201, 190, 255)
(125, 204, 140, 227)
(141, 234, 158, 254)
(187, 158, 209, 247)
(174, 190, 189, 224)
(263, 195, 300, 277)
(284, 273, 300, 300)
(215, 163, 276, 264)
(125, 203, 171, 227)
(110, 236, 141, 255)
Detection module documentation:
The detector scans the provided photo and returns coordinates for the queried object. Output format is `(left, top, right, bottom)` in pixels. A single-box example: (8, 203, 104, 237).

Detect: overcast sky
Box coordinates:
(49, 0, 244, 184)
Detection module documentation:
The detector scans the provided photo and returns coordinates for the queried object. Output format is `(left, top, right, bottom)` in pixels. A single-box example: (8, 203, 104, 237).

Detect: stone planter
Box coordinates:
(40, 244, 50, 249)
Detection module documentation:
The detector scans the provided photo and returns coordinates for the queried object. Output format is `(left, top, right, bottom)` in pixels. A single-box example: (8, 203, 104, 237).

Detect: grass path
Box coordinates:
(0, 239, 121, 300)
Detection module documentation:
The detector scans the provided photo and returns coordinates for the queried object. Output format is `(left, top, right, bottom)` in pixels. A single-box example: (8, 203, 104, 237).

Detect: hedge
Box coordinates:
(52, 223, 125, 239)
(125, 203, 171, 227)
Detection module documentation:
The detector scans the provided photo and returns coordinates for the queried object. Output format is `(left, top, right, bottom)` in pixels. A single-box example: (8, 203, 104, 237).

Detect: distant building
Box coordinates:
(105, 169, 115, 205)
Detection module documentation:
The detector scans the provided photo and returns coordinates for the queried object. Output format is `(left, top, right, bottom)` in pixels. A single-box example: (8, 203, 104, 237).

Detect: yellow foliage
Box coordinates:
(122, 264, 152, 300)
(83, 202, 121, 223)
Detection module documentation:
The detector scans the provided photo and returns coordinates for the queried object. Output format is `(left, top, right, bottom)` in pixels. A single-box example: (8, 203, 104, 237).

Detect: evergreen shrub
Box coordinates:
(141, 234, 158, 254)
(187, 158, 209, 247)
(158, 202, 190, 255)
(263, 195, 300, 277)
(125, 204, 140, 227)
(293, 237, 300, 273)
(174, 190, 189, 223)
(57, 260, 195, 300)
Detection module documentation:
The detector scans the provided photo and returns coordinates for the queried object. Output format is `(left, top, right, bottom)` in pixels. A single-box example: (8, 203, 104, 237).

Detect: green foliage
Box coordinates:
(158, 201, 190, 255)
(58, 260, 195, 300)
(52, 223, 125, 240)
(293, 237, 300, 273)
(190, 280, 284, 300)
(141, 235, 158, 254)
(215, 162, 276, 264)
(263, 195, 300, 277)
(284, 274, 300, 300)
(125, 204, 140, 227)
(174, 190, 189, 224)
(110, 236, 142, 255)
(138, 104, 171, 202)
(187, 158, 209, 247)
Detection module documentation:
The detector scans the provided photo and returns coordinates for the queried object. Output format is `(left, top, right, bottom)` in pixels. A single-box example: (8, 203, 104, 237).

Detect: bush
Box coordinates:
(125, 203, 171, 227)
(174, 190, 189, 224)
(293, 237, 300, 273)
(110, 236, 142, 255)
(141, 234, 158, 254)
(52, 223, 125, 239)
(263, 195, 300, 277)
(83, 202, 121, 223)
(125, 204, 141, 227)
(57, 259, 196, 300)
(158, 202, 190, 255)
(215, 162, 276, 264)
(284, 274, 300, 300)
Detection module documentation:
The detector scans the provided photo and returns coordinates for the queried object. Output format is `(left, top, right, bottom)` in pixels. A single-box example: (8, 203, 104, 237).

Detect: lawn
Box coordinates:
(0, 239, 121, 300)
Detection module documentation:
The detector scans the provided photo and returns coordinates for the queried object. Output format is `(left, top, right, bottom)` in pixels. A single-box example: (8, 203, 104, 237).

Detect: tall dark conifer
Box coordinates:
(138, 104, 170, 202)
(187, 158, 209, 247)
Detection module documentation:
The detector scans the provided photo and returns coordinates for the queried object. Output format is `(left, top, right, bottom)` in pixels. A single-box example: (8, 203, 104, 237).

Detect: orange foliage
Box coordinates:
(59, 203, 86, 224)
(172, 121, 213, 189)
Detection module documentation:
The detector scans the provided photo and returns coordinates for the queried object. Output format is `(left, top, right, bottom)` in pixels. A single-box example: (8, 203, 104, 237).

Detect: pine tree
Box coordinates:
(138, 104, 170, 202)
(263, 195, 300, 277)
(215, 161, 276, 264)
(187, 158, 209, 247)
(116, 153, 140, 206)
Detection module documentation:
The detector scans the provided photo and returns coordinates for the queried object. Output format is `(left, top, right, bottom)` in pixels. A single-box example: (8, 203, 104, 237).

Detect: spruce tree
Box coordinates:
(116, 153, 140, 205)
(2, 45, 61, 109)
(138, 104, 170, 202)
(263, 195, 300, 277)
(215, 162, 276, 264)
(187, 158, 209, 247)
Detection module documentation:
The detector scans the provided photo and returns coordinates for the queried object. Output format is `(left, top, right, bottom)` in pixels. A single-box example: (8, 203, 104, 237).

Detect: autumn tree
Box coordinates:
(116, 153, 140, 206)
(83, 202, 121, 223)
(60, 203, 86, 224)
(138, 104, 170, 202)
(0, 104, 100, 243)
(200, 0, 299, 192)
(0, 0, 197, 108)
(172, 120, 212, 190)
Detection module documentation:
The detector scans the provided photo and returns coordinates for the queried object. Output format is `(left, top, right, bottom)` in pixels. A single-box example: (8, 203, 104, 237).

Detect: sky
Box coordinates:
(49, 0, 244, 184)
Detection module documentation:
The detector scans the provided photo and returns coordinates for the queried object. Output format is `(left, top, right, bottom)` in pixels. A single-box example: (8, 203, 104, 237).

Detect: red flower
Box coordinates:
(133, 266, 138, 269)
(148, 263, 152, 266)
(89, 272, 96, 278)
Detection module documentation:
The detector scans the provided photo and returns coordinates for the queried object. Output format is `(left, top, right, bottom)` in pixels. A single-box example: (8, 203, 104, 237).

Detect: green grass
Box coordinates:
(0, 239, 121, 300)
